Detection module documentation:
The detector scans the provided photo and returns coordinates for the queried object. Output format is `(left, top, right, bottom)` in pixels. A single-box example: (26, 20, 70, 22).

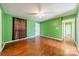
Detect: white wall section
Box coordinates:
(76, 12, 79, 46)
(35, 23, 40, 36)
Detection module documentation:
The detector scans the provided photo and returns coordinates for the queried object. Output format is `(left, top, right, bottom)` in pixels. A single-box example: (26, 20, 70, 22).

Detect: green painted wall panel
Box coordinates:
(40, 17, 62, 40)
(2, 13, 36, 43)
(2, 12, 36, 43)
(40, 14, 76, 40)
(2, 13, 13, 43)
(27, 20, 35, 37)
(0, 4, 36, 43)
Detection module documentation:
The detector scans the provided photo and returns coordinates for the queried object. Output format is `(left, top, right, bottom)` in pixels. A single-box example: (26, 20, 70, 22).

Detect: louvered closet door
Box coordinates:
(14, 18, 20, 39)
(13, 17, 26, 40)
(19, 19, 26, 39)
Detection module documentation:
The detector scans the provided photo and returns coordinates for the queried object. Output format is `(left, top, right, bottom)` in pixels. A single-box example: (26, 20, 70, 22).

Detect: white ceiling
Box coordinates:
(1, 3, 77, 22)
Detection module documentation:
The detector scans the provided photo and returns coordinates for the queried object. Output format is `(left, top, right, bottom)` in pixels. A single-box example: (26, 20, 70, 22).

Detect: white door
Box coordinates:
(0, 8, 2, 52)
(35, 23, 40, 36)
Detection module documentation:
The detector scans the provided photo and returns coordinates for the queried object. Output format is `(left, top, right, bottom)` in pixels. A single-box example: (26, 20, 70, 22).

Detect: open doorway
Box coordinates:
(62, 19, 75, 45)
(62, 19, 77, 55)
(35, 23, 40, 37)
(63, 22, 74, 45)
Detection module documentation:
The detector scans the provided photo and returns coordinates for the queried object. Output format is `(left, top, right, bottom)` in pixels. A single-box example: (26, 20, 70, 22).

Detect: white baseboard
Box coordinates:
(75, 42, 79, 52)
(76, 45, 79, 53)
(27, 35, 36, 39)
(1, 35, 61, 52)
(41, 35, 63, 41)
(1, 36, 36, 52)
(0, 43, 6, 52)
(5, 37, 27, 44)
(5, 36, 36, 44)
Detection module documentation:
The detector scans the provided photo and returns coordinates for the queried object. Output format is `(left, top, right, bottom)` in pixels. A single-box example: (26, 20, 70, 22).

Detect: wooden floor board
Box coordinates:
(0, 36, 78, 56)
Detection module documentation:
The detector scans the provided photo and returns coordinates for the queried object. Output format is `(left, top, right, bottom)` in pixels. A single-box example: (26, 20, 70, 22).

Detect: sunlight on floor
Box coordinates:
(64, 43, 79, 56)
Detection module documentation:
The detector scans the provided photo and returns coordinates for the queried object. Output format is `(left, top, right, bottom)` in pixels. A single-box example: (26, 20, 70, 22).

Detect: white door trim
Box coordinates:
(0, 8, 2, 52)
(62, 19, 75, 42)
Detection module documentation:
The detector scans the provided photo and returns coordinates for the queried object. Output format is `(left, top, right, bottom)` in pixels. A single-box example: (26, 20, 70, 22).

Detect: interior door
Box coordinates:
(13, 17, 26, 40)
(19, 19, 26, 38)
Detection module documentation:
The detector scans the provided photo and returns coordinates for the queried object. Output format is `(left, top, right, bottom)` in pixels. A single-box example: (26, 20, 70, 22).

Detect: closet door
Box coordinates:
(13, 17, 26, 40)
(19, 19, 26, 39)
(14, 18, 20, 39)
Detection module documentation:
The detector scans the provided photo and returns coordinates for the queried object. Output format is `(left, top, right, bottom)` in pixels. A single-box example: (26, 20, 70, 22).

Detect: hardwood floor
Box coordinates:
(0, 36, 79, 56)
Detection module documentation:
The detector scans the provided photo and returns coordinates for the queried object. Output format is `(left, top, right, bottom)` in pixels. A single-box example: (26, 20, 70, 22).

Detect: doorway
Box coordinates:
(35, 23, 40, 36)
(62, 19, 78, 55)
(13, 17, 27, 40)
(62, 19, 75, 45)
(63, 22, 74, 45)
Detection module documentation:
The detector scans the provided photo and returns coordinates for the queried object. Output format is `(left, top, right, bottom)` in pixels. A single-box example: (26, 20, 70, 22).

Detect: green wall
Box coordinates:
(2, 13, 13, 43)
(40, 14, 76, 40)
(40, 17, 62, 40)
(0, 5, 2, 48)
(2, 13, 36, 43)
(27, 20, 35, 37)
(0, 4, 36, 44)
(0, 3, 77, 45)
